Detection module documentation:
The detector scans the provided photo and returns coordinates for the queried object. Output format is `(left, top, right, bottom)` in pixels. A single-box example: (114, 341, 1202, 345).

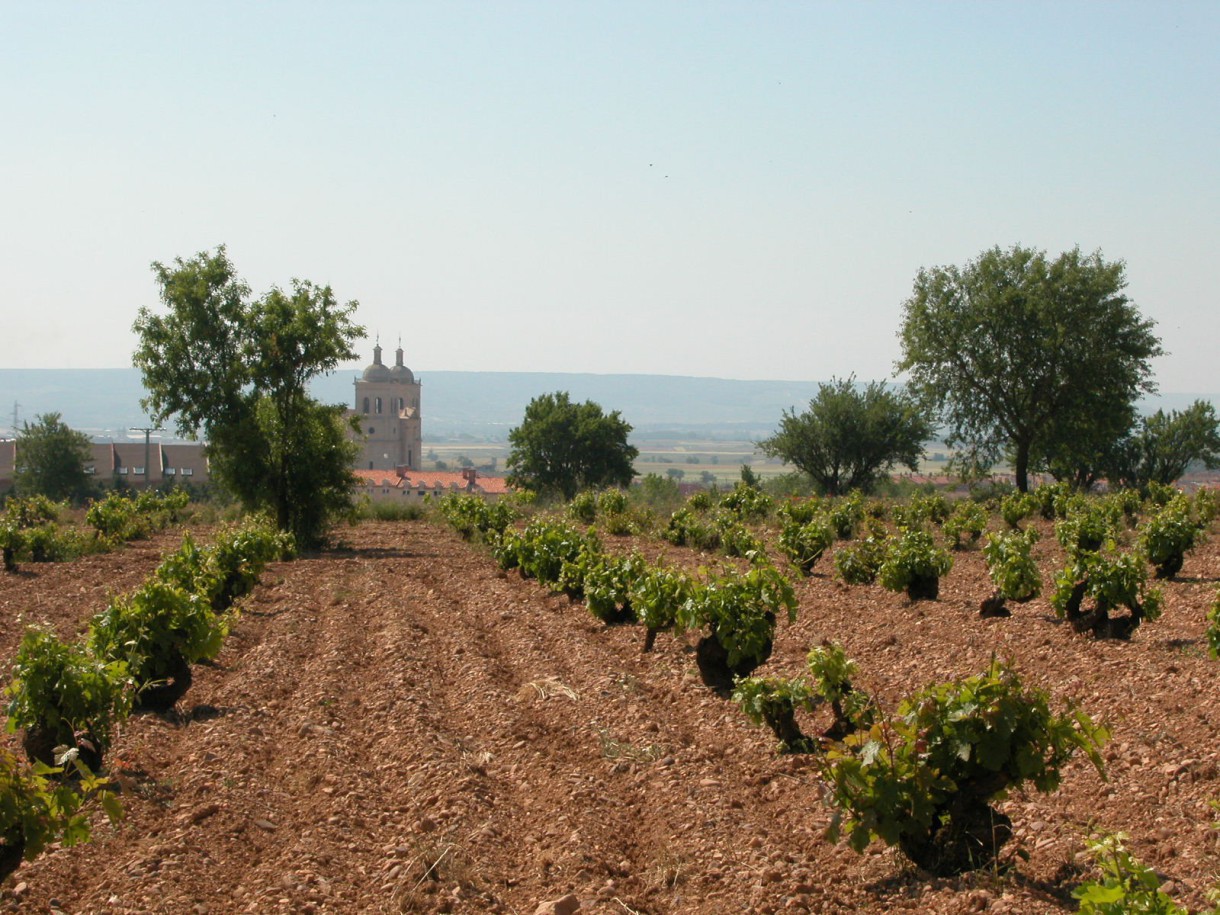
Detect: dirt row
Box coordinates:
(2, 517, 1220, 913)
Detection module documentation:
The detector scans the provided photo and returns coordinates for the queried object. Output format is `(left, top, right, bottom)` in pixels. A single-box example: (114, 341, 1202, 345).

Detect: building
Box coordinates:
(353, 467, 511, 505)
(350, 341, 422, 473)
(0, 438, 211, 492)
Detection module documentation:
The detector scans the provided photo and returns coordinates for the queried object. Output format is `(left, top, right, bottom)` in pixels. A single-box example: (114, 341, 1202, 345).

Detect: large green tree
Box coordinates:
(506, 392, 638, 500)
(897, 245, 1162, 492)
(14, 412, 94, 503)
(1106, 400, 1220, 490)
(133, 247, 364, 548)
(757, 377, 931, 496)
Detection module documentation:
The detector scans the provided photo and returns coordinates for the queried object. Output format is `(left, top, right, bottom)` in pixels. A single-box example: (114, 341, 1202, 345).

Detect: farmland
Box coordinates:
(3, 500, 1220, 914)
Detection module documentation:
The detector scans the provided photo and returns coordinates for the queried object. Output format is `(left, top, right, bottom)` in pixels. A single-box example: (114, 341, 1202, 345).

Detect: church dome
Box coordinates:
(363, 342, 391, 381)
(389, 344, 414, 384)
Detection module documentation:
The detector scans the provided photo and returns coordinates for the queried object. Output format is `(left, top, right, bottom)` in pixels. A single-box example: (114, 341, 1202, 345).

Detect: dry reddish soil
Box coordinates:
(3, 515, 1220, 915)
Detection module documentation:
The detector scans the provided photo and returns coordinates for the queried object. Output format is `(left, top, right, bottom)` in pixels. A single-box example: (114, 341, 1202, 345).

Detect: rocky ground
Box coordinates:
(3, 514, 1220, 914)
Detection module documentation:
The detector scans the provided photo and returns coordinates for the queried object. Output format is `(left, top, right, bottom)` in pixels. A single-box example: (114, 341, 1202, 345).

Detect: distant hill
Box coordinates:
(1, 368, 1215, 442)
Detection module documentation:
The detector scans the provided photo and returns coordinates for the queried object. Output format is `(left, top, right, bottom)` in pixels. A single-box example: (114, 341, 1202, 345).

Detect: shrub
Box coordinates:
(1, 748, 122, 880)
(719, 483, 772, 521)
(88, 578, 229, 704)
(778, 514, 835, 575)
(878, 528, 953, 600)
(4, 629, 132, 768)
(834, 536, 888, 585)
(806, 642, 874, 738)
(827, 493, 865, 540)
(205, 518, 295, 611)
(567, 490, 598, 524)
(437, 492, 517, 542)
(679, 564, 797, 688)
(1138, 495, 1205, 579)
(1052, 545, 1163, 639)
(1056, 502, 1119, 556)
(1073, 832, 1189, 915)
(732, 676, 815, 754)
(1208, 587, 1220, 660)
(942, 499, 989, 550)
(777, 497, 824, 526)
(630, 563, 696, 651)
(583, 551, 646, 624)
(999, 491, 1038, 529)
(85, 491, 147, 541)
(822, 660, 1107, 876)
(981, 528, 1042, 615)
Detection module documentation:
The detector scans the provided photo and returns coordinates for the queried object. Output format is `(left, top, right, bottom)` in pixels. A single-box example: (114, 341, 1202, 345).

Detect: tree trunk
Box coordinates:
(1013, 440, 1031, 493)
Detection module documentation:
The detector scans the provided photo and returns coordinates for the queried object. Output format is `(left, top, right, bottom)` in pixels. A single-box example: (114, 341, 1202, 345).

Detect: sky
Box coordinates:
(2, 2, 1217, 391)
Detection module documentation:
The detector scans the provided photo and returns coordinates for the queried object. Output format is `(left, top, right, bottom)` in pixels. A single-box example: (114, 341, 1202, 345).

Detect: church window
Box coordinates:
(362, 397, 370, 414)
(375, 397, 383, 414)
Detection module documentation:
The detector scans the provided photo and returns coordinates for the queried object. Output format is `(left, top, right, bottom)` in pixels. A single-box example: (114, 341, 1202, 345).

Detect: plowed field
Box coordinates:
(3, 517, 1220, 914)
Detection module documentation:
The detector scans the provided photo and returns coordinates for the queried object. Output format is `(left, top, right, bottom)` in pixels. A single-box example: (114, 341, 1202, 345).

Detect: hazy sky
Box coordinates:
(3, 2, 1217, 390)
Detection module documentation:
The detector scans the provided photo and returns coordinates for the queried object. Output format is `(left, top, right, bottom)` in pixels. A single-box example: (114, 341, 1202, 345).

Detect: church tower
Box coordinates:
(352, 340, 422, 472)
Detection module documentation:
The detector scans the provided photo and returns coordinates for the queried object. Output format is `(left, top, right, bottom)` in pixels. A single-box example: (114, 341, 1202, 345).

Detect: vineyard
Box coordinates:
(3, 486, 1220, 914)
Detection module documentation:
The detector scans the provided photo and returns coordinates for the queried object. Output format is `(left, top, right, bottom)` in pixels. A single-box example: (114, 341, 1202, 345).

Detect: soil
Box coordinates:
(3, 516, 1220, 914)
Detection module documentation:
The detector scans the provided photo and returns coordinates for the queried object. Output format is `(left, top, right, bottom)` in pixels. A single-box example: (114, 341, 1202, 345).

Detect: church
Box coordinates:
(350, 340, 422, 472)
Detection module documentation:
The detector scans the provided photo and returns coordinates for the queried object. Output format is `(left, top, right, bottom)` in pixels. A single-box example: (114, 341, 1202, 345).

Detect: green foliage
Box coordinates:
(1138, 495, 1205, 579)
(878, 529, 953, 599)
(828, 492, 865, 540)
(4, 629, 133, 757)
(503, 520, 597, 591)
(983, 528, 1042, 602)
(731, 676, 816, 754)
(566, 488, 636, 535)
(1107, 400, 1220, 490)
(678, 564, 798, 670)
(778, 514, 835, 575)
(582, 551, 646, 623)
(1, 748, 122, 872)
(1056, 502, 1120, 556)
(1207, 587, 1220, 661)
(89, 579, 229, 689)
(757, 376, 932, 497)
(942, 499, 989, 550)
(898, 245, 1162, 492)
(437, 492, 518, 542)
(630, 563, 695, 644)
(822, 660, 1107, 875)
(13, 412, 95, 504)
(1034, 481, 1072, 520)
(807, 642, 875, 734)
(1073, 832, 1189, 915)
(1052, 545, 1164, 637)
(999, 491, 1038, 529)
(777, 497, 824, 526)
(834, 535, 888, 585)
(505, 391, 638, 500)
(133, 246, 363, 549)
(718, 483, 773, 521)
(630, 473, 684, 516)
(204, 517, 295, 611)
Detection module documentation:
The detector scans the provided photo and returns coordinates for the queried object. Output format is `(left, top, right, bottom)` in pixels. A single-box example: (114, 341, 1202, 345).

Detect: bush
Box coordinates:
(777, 497, 824, 526)
(437, 492, 518, 542)
(582, 551, 646, 624)
(88, 578, 229, 701)
(1207, 587, 1220, 661)
(1056, 502, 1120, 556)
(732, 676, 816, 754)
(942, 499, 989, 550)
(678, 564, 797, 685)
(878, 528, 953, 600)
(4, 629, 132, 768)
(1, 748, 122, 880)
(1052, 545, 1163, 639)
(999, 491, 1038, 529)
(827, 493, 865, 540)
(205, 518, 295, 611)
(630, 563, 695, 651)
(719, 483, 772, 521)
(834, 536, 888, 585)
(983, 528, 1042, 605)
(778, 514, 836, 575)
(1073, 832, 1190, 914)
(1138, 495, 1205, 579)
(822, 659, 1107, 876)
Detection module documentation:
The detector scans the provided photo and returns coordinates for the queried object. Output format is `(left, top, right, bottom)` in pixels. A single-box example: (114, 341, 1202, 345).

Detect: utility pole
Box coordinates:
(129, 425, 163, 490)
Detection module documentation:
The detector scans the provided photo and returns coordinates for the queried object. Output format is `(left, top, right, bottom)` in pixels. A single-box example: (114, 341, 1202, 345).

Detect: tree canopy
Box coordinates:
(897, 245, 1162, 492)
(1106, 400, 1220, 490)
(506, 392, 638, 500)
(757, 377, 931, 496)
(14, 412, 94, 503)
(132, 247, 364, 548)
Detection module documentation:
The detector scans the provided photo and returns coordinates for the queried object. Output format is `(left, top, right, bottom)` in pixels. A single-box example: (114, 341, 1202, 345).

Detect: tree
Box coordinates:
(1107, 400, 1220, 489)
(897, 245, 1162, 492)
(14, 412, 94, 503)
(132, 247, 364, 549)
(506, 392, 638, 500)
(757, 377, 931, 497)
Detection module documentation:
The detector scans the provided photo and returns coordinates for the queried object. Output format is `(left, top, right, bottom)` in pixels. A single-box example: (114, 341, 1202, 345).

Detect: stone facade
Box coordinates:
(350, 342, 422, 473)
